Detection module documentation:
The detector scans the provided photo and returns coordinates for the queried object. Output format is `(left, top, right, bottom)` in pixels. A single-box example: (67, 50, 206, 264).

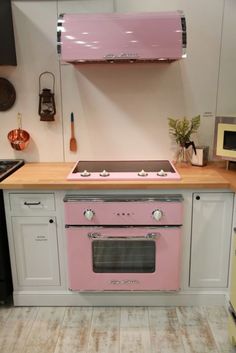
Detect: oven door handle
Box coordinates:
(87, 232, 161, 240)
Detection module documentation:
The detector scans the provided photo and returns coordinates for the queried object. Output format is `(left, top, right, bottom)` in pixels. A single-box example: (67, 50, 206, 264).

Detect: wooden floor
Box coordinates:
(0, 305, 235, 353)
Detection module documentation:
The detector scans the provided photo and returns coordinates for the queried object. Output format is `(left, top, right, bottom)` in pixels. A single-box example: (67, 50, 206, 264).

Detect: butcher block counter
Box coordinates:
(0, 161, 235, 191)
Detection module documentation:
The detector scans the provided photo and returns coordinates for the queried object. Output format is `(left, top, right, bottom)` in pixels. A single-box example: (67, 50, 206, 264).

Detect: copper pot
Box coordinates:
(8, 113, 30, 151)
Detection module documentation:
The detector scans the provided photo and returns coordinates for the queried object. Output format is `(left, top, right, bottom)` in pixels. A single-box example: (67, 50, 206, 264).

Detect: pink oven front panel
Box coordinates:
(66, 226, 181, 291)
(64, 200, 183, 226)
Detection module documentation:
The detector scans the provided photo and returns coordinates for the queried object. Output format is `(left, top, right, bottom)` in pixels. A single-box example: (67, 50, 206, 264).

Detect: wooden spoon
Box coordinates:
(69, 112, 77, 152)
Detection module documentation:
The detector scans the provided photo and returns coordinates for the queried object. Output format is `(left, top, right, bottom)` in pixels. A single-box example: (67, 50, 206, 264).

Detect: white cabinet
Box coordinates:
(3, 189, 235, 306)
(190, 192, 234, 288)
(5, 192, 62, 290)
(12, 216, 60, 286)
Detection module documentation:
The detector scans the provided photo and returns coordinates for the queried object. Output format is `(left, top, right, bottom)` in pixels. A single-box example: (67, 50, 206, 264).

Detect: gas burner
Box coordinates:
(138, 169, 148, 177)
(100, 170, 110, 177)
(80, 170, 91, 177)
(157, 169, 167, 177)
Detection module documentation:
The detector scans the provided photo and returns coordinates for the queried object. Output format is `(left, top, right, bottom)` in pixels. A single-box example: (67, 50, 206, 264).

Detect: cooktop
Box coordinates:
(0, 159, 24, 182)
(67, 160, 181, 181)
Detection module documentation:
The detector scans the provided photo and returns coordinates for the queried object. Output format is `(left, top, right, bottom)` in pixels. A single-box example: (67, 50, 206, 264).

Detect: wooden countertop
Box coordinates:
(0, 162, 235, 191)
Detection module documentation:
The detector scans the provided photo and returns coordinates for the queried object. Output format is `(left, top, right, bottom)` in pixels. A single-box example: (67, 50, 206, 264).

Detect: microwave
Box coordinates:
(214, 116, 236, 162)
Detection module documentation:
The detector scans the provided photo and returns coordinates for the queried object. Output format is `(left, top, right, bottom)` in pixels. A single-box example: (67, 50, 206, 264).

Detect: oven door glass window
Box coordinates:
(92, 240, 155, 273)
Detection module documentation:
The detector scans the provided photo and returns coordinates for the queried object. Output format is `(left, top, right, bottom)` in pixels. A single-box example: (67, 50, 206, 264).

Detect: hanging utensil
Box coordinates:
(69, 112, 77, 152)
(7, 113, 30, 151)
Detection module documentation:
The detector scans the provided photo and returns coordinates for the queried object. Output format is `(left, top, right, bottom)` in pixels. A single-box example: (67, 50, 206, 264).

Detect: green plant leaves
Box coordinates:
(168, 115, 200, 146)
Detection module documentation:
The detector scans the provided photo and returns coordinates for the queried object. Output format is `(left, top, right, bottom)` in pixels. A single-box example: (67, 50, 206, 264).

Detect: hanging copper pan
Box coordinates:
(7, 113, 30, 151)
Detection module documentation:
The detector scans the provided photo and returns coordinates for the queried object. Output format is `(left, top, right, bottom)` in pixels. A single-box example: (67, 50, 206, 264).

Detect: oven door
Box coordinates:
(66, 226, 181, 291)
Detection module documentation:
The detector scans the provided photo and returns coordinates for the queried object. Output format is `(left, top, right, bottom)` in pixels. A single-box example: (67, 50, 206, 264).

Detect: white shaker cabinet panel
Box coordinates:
(12, 216, 60, 287)
(190, 192, 234, 288)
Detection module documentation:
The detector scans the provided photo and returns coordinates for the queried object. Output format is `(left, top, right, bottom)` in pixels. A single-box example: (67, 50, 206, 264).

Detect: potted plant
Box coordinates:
(168, 115, 200, 164)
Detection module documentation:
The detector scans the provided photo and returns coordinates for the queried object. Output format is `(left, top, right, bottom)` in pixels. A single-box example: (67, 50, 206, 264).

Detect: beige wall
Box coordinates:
(0, 0, 235, 162)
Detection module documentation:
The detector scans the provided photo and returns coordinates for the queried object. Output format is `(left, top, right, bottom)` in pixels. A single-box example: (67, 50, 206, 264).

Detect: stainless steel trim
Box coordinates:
(67, 289, 180, 292)
(87, 232, 160, 240)
(181, 14, 187, 50)
(64, 194, 184, 202)
(57, 14, 64, 55)
(65, 225, 182, 229)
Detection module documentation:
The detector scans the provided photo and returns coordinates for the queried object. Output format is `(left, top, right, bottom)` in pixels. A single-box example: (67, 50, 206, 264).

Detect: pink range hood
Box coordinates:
(57, 11, 186, 64)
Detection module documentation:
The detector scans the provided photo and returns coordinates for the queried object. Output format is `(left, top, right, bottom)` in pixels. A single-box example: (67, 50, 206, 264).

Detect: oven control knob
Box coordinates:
(152, 209, 163, 221)
(84, 209, 95, 221)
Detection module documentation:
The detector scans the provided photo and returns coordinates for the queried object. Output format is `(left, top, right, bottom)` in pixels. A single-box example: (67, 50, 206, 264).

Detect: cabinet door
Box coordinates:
(12, 216, 60, 286)
(190, 193, 234, 288)
(230, 233, 236, 308)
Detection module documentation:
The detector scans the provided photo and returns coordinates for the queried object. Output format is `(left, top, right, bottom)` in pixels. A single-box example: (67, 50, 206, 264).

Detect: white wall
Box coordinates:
(0, 1, 63, 161)
(0, 0, 234, 162)
(216, 0, 236, 116)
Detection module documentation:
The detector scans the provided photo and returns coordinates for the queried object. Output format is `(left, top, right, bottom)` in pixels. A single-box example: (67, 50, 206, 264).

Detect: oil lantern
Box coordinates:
(38, 71, 56, 121)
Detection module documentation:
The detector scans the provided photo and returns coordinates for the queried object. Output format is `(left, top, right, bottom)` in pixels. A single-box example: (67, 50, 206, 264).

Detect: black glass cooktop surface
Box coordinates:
(0, 159, 24, 181)
(72, 160, 176, 173)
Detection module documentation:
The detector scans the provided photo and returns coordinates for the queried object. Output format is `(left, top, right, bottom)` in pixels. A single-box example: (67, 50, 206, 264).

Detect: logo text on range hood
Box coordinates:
(103, 53, 142, 62)
(57, 11, 187, 64)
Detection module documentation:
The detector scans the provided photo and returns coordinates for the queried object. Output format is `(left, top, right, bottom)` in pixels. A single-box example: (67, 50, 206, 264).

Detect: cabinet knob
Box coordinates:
(49, 219, 54, 223)
(196, 195, 200, 200)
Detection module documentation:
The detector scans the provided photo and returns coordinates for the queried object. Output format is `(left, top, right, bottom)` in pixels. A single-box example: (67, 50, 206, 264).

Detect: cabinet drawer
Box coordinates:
(9, 193, 55, 214)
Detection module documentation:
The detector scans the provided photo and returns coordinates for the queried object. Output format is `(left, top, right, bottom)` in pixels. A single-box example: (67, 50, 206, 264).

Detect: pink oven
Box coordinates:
(64, 194, 183, 291)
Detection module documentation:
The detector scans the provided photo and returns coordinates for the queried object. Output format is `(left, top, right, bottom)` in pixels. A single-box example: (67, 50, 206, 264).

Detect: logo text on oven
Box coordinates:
(110, 280, 140, 285)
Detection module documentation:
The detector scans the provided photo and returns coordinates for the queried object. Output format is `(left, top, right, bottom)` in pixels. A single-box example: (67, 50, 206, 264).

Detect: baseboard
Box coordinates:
(13, 290, 228, 307)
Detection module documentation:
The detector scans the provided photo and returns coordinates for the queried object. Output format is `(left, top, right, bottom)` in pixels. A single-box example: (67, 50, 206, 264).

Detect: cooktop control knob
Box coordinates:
(100, 170, 110, 177)
(84, 209, 95, 221)
(80, 170, 91, 177)
(157, 169, 167, 177)
(138, 169, 148, 177)
(152, 209, 163, 221)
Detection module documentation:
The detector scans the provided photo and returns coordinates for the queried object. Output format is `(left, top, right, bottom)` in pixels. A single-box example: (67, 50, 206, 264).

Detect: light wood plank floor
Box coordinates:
(0, 305, 235, 353)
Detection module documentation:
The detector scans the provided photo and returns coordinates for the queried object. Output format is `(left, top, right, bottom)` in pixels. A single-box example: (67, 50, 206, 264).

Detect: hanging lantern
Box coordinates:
(38, 71, 56, 121)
